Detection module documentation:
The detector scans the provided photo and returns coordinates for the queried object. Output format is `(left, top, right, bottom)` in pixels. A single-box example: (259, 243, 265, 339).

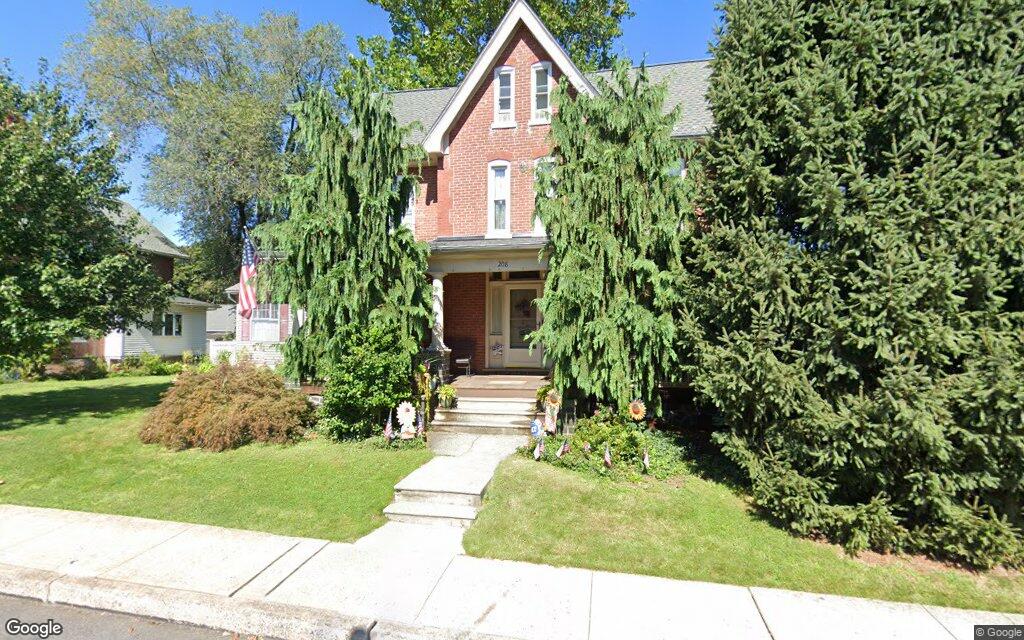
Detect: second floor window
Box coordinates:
(488, 161, 511, 237)
(494, 67, 515, 126)
(531, 62, 552, 123)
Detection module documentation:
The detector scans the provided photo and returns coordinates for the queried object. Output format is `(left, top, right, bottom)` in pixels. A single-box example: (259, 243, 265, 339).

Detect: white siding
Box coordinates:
(208, 341, 284, 369)
(122, 304, 209, 358)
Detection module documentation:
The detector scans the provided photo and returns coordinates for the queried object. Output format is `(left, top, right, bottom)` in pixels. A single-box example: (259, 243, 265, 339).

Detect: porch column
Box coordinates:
(428, 271, 449, 352)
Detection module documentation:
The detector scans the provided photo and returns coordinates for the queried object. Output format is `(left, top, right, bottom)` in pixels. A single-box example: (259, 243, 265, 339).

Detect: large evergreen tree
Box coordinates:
(254, 61, 431, 381)
(681, 0, 1024, 567)
(534, 62, 690, 412)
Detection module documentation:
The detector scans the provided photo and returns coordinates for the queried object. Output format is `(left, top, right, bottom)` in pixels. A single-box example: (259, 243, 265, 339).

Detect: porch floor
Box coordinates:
(451, 374, 548, 398)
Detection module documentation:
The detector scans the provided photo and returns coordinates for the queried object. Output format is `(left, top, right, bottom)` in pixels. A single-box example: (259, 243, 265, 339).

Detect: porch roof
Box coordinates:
(429, 235, 548, 254)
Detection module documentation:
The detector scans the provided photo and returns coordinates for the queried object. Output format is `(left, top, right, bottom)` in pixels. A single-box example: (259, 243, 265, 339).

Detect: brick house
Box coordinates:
(391, 0, 710, 372)
(226, 0, 710, 372)
(72, 202, 215, 362)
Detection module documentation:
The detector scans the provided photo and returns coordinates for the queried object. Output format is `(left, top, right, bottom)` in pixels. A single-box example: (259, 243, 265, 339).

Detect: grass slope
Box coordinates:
(464, 457, 1024, 613)
(0, 376, 430, 541)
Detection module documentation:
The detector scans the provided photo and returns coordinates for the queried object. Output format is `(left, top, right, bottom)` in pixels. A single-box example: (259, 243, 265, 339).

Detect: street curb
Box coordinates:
(0, 563, 374, 640)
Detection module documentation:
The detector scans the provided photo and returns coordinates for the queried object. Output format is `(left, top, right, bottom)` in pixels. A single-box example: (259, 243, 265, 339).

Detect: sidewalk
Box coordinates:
(0, 504, 1019, 640)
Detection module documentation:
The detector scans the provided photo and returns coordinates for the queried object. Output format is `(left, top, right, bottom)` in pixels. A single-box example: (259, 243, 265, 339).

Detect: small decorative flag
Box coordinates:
(642, 447, 650, 472)
(583, 442, 591, 453)
(556, 439, 570, 459)
(416, 409, 425, 437)
(603, 444, 612, 468)
(530, 419, 542, 438)
(384, 411, 393, 440)
(533, 438, 545, 460)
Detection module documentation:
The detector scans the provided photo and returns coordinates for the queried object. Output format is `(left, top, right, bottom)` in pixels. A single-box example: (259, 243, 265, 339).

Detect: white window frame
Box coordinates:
(530, 61, 552, 125)
(487, 160, 512, 238)
(157, 313, 183, 337)
(533, 156, 555, 237)
(402, 184, 416, 231)
(253, 303, 280, 321)
(492, 66, 516, 128)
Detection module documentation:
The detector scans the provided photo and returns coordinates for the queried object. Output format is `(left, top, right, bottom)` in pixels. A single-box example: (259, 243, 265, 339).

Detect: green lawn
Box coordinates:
(0, 376, 431, 541)
(464, 456, 1024, 613)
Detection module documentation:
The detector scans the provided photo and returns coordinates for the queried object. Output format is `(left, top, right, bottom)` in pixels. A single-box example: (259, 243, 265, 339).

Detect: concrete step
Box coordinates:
(394, 487, 482, 508)
(450, 397, 539, 413)
(382, 501, 477, 528)
(430, 420, 533, 436)
(434, 408, 540, 427)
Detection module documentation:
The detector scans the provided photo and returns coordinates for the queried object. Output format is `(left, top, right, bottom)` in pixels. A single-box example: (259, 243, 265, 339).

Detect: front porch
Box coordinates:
(426, 236, 550, 375)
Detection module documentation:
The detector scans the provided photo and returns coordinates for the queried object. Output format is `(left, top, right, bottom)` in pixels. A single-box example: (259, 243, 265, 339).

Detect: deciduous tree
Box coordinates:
(359, 0, 632, 89)
(0, 71, 168, 369)
(62, 0, 345, 299)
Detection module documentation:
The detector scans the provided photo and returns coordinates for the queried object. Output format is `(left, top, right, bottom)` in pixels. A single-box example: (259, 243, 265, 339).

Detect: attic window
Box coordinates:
(493, 66, 515, 127)
(531, 62, 552, 123)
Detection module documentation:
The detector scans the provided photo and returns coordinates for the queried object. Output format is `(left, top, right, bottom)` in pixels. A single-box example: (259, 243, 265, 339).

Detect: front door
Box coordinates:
(504, 285, 544, 367)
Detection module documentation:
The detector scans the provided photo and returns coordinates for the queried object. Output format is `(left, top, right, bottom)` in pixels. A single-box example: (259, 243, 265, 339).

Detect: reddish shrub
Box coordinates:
(140, 362, 311, 451)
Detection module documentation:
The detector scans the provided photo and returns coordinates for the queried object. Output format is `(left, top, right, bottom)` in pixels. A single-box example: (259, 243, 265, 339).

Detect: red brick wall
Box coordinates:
(413, 26, 563, 242)
(443, 273, 487, 369)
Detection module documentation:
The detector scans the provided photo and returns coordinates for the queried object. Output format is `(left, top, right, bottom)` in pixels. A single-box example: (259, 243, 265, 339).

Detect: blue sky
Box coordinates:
(1, 0, 719, 243)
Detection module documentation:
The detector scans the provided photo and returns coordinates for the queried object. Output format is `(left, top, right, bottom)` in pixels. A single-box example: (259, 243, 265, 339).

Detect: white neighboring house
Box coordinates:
(207, 283, 294, 368)
(73, 202, 216, 363)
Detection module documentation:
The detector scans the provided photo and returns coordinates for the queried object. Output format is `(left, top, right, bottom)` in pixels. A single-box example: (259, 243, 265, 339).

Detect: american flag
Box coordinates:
(237, 231, 259, 319)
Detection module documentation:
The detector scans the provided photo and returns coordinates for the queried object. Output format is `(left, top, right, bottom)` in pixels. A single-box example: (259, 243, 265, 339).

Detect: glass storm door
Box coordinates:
(504, 286, 543, 367)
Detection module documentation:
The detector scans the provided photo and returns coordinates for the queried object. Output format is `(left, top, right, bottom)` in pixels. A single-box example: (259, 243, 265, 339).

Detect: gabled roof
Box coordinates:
(417, 0, 597, 155)
(107, 201, 188, 259)
(389, 59, 713, 144)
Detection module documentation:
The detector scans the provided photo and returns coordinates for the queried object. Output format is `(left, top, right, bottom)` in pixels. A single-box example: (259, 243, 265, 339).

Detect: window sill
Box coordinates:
(528, 118, 551, 127)
(491, 122, 517, 130)
(485, 232, 513, 239)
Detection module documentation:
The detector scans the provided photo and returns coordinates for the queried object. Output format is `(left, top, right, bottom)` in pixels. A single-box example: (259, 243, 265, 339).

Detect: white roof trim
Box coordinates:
(421, 0, 596, 155)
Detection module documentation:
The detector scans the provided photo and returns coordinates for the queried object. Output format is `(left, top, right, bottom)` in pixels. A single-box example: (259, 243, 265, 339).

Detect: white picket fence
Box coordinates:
(207, 341, 285, 369)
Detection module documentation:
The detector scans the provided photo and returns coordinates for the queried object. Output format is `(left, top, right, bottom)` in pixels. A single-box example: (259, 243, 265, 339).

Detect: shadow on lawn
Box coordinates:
(0, 380, 172, 431)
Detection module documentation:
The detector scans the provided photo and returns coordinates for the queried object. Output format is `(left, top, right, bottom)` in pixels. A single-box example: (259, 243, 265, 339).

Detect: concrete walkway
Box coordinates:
(0, 504, 1020, 640)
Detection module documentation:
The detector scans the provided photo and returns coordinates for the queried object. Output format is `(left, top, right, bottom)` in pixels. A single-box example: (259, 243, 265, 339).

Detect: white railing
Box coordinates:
(207, 340, 285, 369)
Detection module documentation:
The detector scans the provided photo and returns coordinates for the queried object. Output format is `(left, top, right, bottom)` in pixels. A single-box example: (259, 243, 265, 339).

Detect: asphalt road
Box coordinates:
(0, 595, 260, 640)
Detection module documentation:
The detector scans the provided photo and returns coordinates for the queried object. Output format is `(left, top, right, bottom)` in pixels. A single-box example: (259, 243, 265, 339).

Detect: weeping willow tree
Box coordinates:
(254, 60, 431, 381)
(533, 61, 692, 412)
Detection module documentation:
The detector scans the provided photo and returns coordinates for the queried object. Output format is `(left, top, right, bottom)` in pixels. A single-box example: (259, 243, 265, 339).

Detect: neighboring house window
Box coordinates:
(531, 62, 552, 124)
(493, 66, 515, 127)
(158, 313, 182, 337)
(253, 304, 280, 321)
(250, 303, 280, 343)
(533, 157, 555, 236)
(488, 160, 511, 237)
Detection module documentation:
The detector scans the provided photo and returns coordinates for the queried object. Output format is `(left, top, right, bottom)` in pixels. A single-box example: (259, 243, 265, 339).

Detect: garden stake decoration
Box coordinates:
(556, 439, 570, 459)
(396, 401, 416, 439)
(544, 389, 561, 434)
(384, 411, 394, 441)
(416, 409, 425, 437)
(530, 418, 542, 438)
(628, 399, 646, 422)
(604, 444, 612, 468)
(642, 447, 650, 472)
(534, 438, 545, 460)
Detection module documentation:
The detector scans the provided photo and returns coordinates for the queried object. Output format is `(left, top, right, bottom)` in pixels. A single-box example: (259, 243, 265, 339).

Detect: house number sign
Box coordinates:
(495, 260, 510, 269)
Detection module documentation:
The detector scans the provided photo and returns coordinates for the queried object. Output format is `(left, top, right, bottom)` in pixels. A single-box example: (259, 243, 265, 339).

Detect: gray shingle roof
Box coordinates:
(590, 59, 713, 138)
(387, 59, 712, 144)
(107, 201, 188, 259)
